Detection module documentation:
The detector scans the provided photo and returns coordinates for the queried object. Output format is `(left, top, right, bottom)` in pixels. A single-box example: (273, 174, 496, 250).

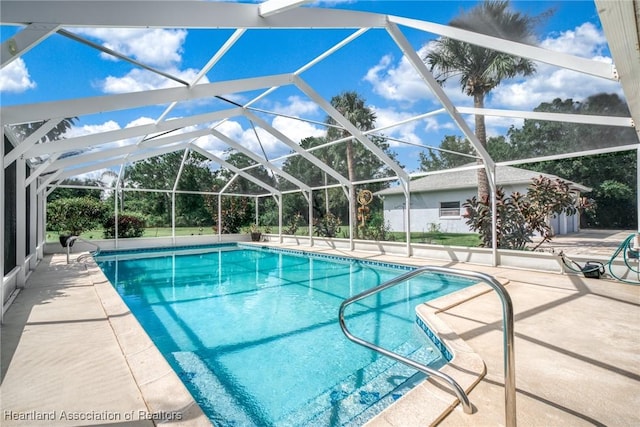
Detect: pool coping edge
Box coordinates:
(85, 257, 213, 427)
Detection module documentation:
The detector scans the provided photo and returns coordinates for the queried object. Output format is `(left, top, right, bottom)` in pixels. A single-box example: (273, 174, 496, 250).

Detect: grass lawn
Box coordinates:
(390, 231, 480, 247)
(46, 227, 480, 247)
(46, 227, 216, 242)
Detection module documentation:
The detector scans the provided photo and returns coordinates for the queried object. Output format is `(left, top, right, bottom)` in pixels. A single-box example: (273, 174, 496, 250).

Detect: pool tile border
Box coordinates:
(415, 316, 453, 362)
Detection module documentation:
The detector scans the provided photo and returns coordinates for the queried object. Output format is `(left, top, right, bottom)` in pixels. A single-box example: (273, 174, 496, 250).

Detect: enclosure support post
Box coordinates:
(1, 131, 4, 322)
(637, 145, 639, 234)
(402, 179, 411, 257)
(347, 185, 354, 251)
(255, 195, 259, 229)
(217, 194, 222, 243)
(308, 190, 313, 247)
(28, 170, 37, 266)
(37, 185, 45, 260)
(489, 165, 498, 267)
(278, 194, 283, 244)
(171, 192, 176, 244)
(114, 183, 119, 249)
(16, 157, 26, 288)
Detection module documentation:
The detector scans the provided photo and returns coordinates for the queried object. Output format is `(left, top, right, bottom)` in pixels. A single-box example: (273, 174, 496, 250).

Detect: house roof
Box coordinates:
(375, 165, 592, 196)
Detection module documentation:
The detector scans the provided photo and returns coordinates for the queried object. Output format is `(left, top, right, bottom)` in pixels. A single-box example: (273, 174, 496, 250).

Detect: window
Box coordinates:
(439, 201, 460, 217)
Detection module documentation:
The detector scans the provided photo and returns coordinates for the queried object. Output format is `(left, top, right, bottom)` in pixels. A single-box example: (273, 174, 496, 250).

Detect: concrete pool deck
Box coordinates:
(1, 246, 639, 426)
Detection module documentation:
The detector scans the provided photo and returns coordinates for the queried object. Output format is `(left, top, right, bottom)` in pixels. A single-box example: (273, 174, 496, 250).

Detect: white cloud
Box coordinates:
(63, 120, 121, 139)
(74, 28, 187, 68)
(271, 115, 324, 144)
(364, 51, 433, 105)
(371, 107, 422, 146)
(273, 96, 320, 117)
(100, 67, 208, 93)
(491, 22, 621, 110)
(0, 58, 36, 93)
(541, 22, 607, 58)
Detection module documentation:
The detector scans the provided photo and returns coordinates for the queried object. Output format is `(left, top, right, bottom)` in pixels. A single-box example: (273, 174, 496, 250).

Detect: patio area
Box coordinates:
(1, 246, 638, 426)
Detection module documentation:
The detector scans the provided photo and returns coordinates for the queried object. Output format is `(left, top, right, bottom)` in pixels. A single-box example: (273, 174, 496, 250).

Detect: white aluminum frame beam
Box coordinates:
(1, 23, 60, 68)
(456, 107, 634, 127)
(1, 74, 293, 125)
(1, 2, 387, 29)
(26, 108, 243, 159)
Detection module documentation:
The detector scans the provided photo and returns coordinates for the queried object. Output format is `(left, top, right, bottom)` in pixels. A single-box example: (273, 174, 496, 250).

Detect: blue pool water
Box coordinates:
(96, 245, 474, 426)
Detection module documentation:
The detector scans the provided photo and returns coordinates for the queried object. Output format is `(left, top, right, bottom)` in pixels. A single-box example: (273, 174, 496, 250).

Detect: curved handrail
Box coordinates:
(338, 266, 516, 426)
(66, 236, 101, 264)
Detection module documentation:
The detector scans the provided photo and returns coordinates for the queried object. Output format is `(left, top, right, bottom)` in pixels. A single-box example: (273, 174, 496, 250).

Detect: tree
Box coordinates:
(508, 93, 637, 228)
(123, 150, 216, 227)
(425, 0, 542, 199)
(47, 178, 103, 202)
(419, 135, 475, 171)
(47, 197, 108, 237)
(419, 134, 514, 171)
(11, 117, 77, 144)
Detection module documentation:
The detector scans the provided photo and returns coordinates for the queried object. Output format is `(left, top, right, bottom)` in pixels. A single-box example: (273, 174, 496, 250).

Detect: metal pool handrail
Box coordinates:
(66, 236, 101, 264)
(338, 266, 516, 426)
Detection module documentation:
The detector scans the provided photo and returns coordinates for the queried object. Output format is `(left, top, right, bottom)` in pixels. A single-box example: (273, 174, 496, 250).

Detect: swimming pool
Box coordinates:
(95, 244, 474, 426)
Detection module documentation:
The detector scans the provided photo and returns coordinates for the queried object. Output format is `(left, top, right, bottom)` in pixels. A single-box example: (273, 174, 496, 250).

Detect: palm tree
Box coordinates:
(326, 92, 377, 238)
(12, 117, 77, 143)
(425, 0, 542, 200)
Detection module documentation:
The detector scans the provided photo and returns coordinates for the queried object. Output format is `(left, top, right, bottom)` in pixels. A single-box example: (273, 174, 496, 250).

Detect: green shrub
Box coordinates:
(464, 176, 578, 250)
(314, 213, 341, 238)
(103, 213, 146, 239)
(284, 213, 303, 235)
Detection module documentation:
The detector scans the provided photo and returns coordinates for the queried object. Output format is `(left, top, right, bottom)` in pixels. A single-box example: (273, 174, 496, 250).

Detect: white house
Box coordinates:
(375, 165, 591, 235)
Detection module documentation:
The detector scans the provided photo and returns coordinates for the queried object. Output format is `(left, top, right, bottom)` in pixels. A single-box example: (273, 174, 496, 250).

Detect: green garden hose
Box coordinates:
(560, 233, 640, 285)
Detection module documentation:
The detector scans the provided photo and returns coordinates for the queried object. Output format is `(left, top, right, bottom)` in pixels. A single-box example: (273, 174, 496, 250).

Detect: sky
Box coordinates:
(0, 0, 626, 180)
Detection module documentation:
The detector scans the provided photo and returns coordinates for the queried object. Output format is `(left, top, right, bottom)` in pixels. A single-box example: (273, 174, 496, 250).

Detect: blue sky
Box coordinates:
(0, 1, 625, 177)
